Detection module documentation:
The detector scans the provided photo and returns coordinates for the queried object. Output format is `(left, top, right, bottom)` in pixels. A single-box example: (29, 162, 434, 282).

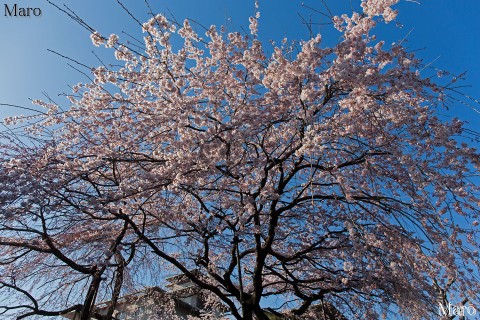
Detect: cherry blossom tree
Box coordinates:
(1, 0, 479, 319)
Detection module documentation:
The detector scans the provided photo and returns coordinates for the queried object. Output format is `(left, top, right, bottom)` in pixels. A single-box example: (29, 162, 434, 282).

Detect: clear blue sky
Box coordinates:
(0, 0, 479, 129)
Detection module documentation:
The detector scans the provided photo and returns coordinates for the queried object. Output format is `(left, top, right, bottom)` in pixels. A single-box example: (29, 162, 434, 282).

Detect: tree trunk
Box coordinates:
(242, 304, 254, 320)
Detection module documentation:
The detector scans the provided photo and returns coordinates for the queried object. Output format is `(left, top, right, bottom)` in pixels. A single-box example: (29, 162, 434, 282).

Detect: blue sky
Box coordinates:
(0, 0, 479, 130)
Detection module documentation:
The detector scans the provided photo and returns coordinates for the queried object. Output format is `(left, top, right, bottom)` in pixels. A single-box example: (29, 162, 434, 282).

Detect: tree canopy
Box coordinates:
(0, 1, 479, 319)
